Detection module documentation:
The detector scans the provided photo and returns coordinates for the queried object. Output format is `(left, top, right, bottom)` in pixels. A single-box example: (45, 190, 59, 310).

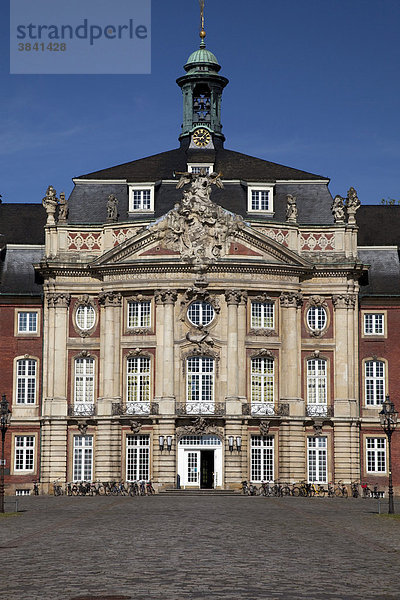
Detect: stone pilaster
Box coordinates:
(224, 290, 241, 399)
(49, 293, 70, 401)
(279, 292, 302, 400)
(94, 414, 121, 481)
(154, 293, 165, 399)
(237, 293, 247, 399)
(98, 291, 122, 400)
(152, 419, 176, 490)
(155, 290, 177, 413)
(225, 421, 245, 489)
(40, 418, 68, 492)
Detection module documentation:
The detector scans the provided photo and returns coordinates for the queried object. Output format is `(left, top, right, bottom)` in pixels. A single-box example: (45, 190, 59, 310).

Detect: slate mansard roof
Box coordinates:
(68, 147, 334, 225)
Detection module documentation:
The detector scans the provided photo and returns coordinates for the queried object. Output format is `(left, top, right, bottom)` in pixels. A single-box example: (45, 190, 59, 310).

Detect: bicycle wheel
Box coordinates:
(292, 486, 300, 497)
(317, 487, 326, 498)
(281, 486, 291, 497)
(72, 485, 78, 496)
(334, 487, 342, 497)
(342, 487, 348, 498)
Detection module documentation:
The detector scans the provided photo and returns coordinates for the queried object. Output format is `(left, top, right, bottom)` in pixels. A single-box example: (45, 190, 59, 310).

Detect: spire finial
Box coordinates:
(199, 0, 206, 45)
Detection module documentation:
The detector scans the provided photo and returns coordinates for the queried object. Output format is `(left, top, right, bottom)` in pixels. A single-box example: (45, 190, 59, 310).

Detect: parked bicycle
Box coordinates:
(33, 480, 39, 495)
(53, 479, 63, 496)
(334, 480, 348, 498)
(351, 481, 360, 498)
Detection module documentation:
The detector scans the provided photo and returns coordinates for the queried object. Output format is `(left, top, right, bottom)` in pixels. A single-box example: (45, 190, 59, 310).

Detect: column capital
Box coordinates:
(47, 292, 71, 308)
(279, 292, 303, 308)
(98, 291, 122, 307)
(154, 289, 178, 305)
(225, 289, 245, 305)
(332, 294, 356, 309)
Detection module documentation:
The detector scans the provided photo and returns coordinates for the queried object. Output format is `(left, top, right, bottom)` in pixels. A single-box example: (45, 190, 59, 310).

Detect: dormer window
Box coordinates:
(187, 163, 214, 175)
(128, 184, 155, 213)
(247, 185, 274, 214)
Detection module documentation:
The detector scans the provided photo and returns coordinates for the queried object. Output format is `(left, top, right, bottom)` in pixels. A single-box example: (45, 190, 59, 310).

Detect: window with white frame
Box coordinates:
(307, 306, 327, 332)
(127, 301, 151, 329)
(186, 357, 214, 403)
(187, 301, 215, 327)
(247, 186, 274, 213)
(74, 357, 95, 404)
(126, 435, 150, 481)
(14, 436, 35, 471)
(308, 437, 327, 483)
(75, 305, 95, 331)
(16, 359, 37, 404)
(365, 360, 385, 406)
(17, 311, 38, 334)
(187, 163, 213, 174)
(307, 359, 327, 405)
(251, 357, 274, 404)
(127, 357, 150, 403)
(73, 435, 93, 482)
(251, 302, 274, 329)
(366, 438, 386, 473)
(128, 185, 154, 212)
(251, 436, 274, 482)
(364, 313, 384, 335)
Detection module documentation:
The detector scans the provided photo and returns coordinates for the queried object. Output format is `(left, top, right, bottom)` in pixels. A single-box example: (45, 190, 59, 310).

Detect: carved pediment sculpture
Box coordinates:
(150, 171, 244, 265)
(185, 326, 214, 348)
(176, 416, 223, 440)
(129, 420, 142, 434)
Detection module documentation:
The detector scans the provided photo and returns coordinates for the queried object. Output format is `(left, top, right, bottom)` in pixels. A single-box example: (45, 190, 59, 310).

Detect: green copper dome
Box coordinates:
(184, 41, 221, 71)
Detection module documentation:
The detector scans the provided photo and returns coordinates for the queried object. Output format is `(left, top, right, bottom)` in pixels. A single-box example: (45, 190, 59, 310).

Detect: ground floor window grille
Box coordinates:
(251, 436, 274, 482)
(366, 438, 386, 473)
(308, 437, 327, 483)
(73, 435, 93, 482)
(14, 436, 35, 471)
(126, 435, 150, 481)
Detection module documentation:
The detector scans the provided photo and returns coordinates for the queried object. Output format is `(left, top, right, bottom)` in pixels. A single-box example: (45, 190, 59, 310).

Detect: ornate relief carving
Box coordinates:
(47, 293, 71, 308)
(75, 350, 92, 359)
(300, 232, 335, 252)
(150, 171, 243, 265)
(98, 291, 122, 307)
(127, 348, 152, 359)
(332, 294, 356, 309)
(249, 328, 275, 337)
(154, 289, 178, 305)
(176, 416, 223, 440)
(259, 420, 271, 436)
(308, 295, 327, 308)
(129, 420, 142, 434)
(78, 422, 89, 436)
(279, 292, 303, 308)
(185, 327, 214, 348)
(261, 228, 290, 247)
(252, 293, 273, 304)
(250, 348, 275, 359)
(67, 231, 102, 251)
(181, 347, 220, 375)
(112, 228, 136, 247)
(224, 289, 246, 305)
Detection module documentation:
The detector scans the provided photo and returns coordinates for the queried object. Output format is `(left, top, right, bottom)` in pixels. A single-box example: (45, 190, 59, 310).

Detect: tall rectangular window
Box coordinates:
(14, 436, 35, 471)
(251, 358, 274, 404)
(17, 312, 38, 333)
(126, 435, 150, 481)
(74, 358, 95, 404)
(251, 436, 274, 482)
(73, 436, 93, 482)
(308, 437, 327, 483)
(366, 438, 386, 473)
(251, 302, 274, 329)
(307, 359, 327, 405)
(128, 301, 151, 328)
(127, 357, 150, 403)
(186, 357, 214, 403)
(364, 314, 384, 335)
(365, 361, 385, 405)
(17, 359, 36, 404)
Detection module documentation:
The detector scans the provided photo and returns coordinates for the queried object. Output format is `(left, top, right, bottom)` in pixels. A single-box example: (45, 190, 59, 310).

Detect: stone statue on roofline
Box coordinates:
(345, 187, 361, 224)
(150, 169, 243, 266)
(332, 195, 345, 223)
(58, 192, 69, 223)
(106, 194, 118, 222)
(42, 185, 59, 225)
(286, 194, 298, 224)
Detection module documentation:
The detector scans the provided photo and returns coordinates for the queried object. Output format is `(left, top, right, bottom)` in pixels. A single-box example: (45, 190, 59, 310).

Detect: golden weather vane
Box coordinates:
(199, 0, 206, 40)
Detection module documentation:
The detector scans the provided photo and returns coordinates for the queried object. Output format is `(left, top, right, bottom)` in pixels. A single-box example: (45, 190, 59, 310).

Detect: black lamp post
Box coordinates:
(379, 395, 398, 514)
(0, 395, 11, 514)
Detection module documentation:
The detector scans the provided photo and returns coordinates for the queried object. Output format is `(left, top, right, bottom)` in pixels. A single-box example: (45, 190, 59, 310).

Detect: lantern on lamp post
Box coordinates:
(0, 395, 11, 514)
(379, 395, 398, 514)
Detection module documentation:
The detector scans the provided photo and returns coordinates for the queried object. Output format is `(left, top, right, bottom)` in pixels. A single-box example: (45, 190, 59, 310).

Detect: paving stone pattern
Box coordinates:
(1, 496, 399, 600)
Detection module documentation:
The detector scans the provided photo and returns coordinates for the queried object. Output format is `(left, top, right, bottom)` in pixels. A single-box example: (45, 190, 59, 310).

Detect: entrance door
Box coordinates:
(185, 450, 200, 485)
(200, 450, 214, 489)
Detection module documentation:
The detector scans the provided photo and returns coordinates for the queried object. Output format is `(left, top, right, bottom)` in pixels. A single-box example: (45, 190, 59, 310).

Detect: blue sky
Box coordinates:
(1, 0, 399, 205)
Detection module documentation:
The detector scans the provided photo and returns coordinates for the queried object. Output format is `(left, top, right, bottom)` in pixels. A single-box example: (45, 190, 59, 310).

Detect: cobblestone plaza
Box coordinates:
(1, 496, 399, 599)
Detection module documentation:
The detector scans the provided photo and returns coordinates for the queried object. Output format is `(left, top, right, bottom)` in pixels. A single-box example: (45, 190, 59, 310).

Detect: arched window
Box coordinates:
(365, 360, 385, 405)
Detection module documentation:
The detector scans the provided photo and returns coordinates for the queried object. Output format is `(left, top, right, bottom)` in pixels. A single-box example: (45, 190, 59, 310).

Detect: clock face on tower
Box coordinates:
(192, 128, 212, 148)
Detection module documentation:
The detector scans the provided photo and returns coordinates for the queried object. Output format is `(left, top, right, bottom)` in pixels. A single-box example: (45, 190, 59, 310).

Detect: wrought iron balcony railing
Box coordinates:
(176, 402, 226, 416)
(112, 402, 159, 416)
(306, 404, 334, 418)
(242, 402, 290, 417)
(68, 403, 96, 417)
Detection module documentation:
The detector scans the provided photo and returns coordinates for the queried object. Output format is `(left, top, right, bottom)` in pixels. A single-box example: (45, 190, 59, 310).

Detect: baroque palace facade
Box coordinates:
(1, 32, 399, 495)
